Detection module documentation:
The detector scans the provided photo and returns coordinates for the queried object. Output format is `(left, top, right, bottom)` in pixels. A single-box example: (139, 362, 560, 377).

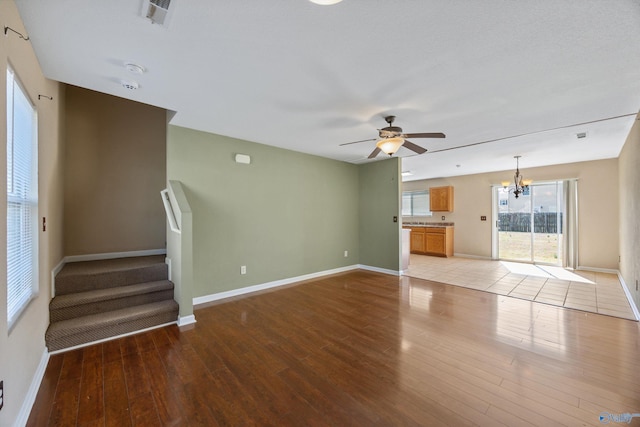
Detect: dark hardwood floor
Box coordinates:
(28, 270, 640, 426)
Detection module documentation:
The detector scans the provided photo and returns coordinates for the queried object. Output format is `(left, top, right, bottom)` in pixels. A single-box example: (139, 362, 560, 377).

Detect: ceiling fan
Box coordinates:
(340, 115, 446, 159)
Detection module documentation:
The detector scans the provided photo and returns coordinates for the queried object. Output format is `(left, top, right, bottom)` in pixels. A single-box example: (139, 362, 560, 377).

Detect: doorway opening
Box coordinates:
(495, 181, 564, 265)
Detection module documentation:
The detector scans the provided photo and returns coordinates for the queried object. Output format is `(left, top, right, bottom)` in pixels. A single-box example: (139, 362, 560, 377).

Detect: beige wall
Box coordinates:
(0, 1, 65, 425)
(64, 86, 167, 256)
(403, 158, 620, 270)
(618, 115, 640, 310)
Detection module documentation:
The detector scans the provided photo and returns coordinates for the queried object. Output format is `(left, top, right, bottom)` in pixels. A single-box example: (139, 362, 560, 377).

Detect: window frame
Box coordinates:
(402, 190, 432, 217)
(6, 65, 39, 331)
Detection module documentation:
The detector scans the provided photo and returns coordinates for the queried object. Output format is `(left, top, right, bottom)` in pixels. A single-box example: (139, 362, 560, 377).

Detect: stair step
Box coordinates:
(55, 255, 168, 295)
(50, 280, 174, 322)
(46, 299, 178, 352)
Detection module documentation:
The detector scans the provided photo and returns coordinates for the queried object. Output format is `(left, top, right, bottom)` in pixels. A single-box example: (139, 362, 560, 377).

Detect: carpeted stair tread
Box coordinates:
(55, 255, 168, 295)
(46, 299, 178, 342)
(47, 255, 179, 351)
(50, 280, 173, 310)
(56, 255, 166, 277)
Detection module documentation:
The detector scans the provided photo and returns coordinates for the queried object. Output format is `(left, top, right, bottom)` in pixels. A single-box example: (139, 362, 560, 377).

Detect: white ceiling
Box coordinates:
(15, 0, 640, 181)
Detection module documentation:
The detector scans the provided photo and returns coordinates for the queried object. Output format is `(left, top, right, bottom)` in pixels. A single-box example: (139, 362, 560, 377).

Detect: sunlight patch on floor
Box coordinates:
(500, 261, 594, 284)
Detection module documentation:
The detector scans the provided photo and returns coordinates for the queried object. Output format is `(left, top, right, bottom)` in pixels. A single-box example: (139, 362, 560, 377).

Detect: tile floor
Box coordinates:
(404, 255, 638, 320)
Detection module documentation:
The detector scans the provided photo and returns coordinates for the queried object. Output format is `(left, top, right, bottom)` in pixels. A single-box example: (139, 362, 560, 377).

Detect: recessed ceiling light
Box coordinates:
(309, 0, 343, 4)
(401, 171, 413, 177)
(124, 62, 145, 74)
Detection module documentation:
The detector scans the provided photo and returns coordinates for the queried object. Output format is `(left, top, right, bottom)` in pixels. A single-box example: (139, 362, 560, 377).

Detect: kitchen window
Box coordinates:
(6, 66, 38, 330)
(402, 190, 432, 217)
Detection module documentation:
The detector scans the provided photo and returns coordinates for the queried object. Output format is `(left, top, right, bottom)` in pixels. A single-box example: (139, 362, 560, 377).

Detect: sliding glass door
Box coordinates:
(496, 181, 563, 265)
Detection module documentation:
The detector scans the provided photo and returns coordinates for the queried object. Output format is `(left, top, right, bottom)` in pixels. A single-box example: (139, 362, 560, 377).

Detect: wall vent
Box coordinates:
(142, 0, 174, 26)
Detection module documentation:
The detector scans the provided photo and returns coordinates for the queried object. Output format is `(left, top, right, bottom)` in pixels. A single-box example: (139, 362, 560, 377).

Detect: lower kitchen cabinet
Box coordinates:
(406, 226, 453, 257)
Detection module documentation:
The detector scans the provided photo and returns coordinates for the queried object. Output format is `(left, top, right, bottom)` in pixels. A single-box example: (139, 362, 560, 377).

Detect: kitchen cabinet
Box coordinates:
(410, 227, 425, 253)
(405, 226, 453, 257)
(430, 186, 454, 212)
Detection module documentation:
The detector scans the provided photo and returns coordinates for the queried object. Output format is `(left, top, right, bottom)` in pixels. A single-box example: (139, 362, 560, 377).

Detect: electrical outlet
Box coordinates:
(441, 216, 445, 221)
(240, 265, 247, 275)
(1, 380, 4, 411)
(344, 250, 348, 257)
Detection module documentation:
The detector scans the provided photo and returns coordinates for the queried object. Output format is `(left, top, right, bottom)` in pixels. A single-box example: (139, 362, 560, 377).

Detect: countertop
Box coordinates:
(402, 222, 454, 228)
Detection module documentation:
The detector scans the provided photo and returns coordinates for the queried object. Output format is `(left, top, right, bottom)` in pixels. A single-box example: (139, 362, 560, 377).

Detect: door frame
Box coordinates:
(491, 181, 565, 265)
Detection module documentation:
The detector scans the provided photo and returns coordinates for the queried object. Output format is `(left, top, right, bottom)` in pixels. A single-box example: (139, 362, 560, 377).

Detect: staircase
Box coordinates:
(45, 255, 179, 352)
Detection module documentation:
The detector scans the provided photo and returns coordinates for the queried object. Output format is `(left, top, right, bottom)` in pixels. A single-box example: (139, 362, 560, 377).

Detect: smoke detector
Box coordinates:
(121, 80, 139, 90)
(124, 62, 145, 74)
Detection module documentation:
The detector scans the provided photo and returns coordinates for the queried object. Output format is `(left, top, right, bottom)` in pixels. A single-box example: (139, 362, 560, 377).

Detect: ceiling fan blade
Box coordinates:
(402, 140, 427, 154)
(402, 132, 446, 139)
(368, 147, 382, 159)
(339, 138, 377, 147)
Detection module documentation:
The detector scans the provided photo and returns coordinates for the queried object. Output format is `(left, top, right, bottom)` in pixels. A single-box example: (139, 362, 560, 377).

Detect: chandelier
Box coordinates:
(502, 155, 532, 199)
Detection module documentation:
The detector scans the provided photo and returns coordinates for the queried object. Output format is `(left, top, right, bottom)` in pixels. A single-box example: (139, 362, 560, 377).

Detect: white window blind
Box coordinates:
(6, 67, 38, 329)
(402, 190, 431, 216)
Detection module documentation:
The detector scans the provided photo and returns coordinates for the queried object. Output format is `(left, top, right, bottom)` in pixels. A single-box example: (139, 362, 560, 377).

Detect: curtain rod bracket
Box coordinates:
(4, 26, 30, 41)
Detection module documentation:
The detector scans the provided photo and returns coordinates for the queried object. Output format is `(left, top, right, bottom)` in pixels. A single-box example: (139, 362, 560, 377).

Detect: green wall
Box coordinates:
(358, 158, 402, 271)
(168, 125, 368, 297)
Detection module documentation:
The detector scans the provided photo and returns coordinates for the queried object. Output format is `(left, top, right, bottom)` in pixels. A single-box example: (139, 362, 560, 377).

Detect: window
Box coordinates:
(402, 190, 431, 216)
(6, 67, 38, 329)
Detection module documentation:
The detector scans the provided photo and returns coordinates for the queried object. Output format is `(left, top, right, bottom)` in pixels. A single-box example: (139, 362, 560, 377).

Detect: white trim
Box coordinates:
(178, 315, 197, 326)
(576, 266, 619, 275)
(358, 264, 401, 276)
(194, 265, 360, 306)
(617, 273, 640, 321)
(48, 320, 177, 355)
(14, 348, 49, 427)
(161, 189, 180, 233)
(454, 253, 494, 260)
(50, 259, 65, 298)
(64, 249, 166, 264)
(166, 257, 172, 281)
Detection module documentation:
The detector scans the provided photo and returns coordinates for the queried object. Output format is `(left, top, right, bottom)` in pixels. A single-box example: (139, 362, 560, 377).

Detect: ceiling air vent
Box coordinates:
(142, 0, 174, 26)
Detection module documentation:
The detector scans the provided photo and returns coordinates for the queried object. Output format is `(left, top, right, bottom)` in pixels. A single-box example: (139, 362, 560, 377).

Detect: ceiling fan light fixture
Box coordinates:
(376, 137, 404, 156)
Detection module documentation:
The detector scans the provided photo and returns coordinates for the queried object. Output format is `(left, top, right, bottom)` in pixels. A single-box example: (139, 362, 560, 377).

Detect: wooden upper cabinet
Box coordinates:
(430, 186, 454, 212)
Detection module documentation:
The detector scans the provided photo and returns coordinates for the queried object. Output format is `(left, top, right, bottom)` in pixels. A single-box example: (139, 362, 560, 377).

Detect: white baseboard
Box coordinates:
(64, 248, 167, 264)
(14, 348, 49, 427)
(358, 264, 401, 276)
(617, 274, 640, 321)
(194, 265, 360, 306)
(453, 253, 494, 260)
(50, 259, 65, 298)
(178, 315, 196, 326)
(576, 265, 619, 275)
